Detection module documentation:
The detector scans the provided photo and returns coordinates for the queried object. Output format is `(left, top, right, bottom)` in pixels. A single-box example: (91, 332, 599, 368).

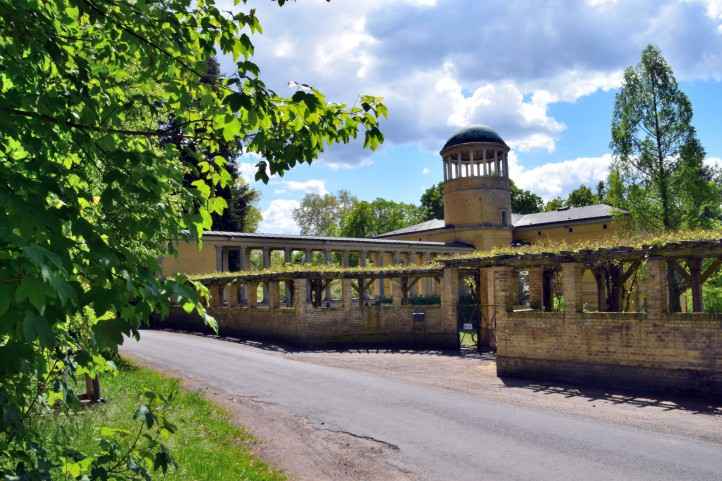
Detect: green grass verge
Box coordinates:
(35, 361, 286, 481)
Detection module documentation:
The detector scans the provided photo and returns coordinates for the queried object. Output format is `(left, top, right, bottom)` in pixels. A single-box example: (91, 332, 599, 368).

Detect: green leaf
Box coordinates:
(15, 276, 46, 312)
(0, 284, 13, 317)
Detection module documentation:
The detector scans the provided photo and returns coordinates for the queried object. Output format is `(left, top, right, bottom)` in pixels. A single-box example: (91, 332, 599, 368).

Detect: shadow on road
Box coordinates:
(154, 328, 495, 359)
(500, 377, 722, 416)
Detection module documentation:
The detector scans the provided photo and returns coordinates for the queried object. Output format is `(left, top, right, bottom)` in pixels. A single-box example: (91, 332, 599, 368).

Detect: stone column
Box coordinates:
(527, 267, 544, 310)
(210, 284, 224, 308)
(376, 252, 385, 300)
(324, 250, 332, 301)
(283, 249, 293, 305)
(227, 283, 240, 307)
(561, 262, 585, 313)
(359, 250, 367, 267)
(422, 253, 433, 296)
(492, 266, 515, 318)
(441, 267, 460, 334)
(392, 278, 404, 305)
(688, 257, 704, 312)
(304, 249, 312, 302)
(342, 278, 353, 313)
(342, 251, 350, 267)
(644, 257, 669, 317)
(268, 281, 280, 310)
(239, 247, 250, 303)
(247, 282, 258, 308)
(294, 279, 307, 317)
(494, 150, 500, 176)
(222, 247, 230, 272)
(502, 151, 509, 178)
(262, 247, 271, 303)
(215, 246, 223, 272)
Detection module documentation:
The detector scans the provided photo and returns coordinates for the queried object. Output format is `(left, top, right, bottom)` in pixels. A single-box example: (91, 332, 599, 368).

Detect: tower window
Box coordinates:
(568, 227, 574, 233)
(500, 210, 508, 226)
(603, 224, 608, 229)
(538, 231, 542, 236)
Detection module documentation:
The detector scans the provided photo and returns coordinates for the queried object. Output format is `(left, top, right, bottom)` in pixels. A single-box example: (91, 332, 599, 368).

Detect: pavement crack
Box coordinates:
(321, 428, 400, 451)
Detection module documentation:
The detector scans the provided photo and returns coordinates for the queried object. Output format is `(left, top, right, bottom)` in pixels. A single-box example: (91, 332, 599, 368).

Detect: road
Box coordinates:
(122, 331, 722, 481)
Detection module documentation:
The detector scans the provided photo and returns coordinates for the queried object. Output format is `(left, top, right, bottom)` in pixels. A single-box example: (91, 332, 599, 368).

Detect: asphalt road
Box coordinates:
(122, 331, 722, 481)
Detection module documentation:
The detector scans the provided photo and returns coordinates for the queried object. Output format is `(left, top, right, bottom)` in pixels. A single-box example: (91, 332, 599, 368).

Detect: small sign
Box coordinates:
(462, 323, 474, 331)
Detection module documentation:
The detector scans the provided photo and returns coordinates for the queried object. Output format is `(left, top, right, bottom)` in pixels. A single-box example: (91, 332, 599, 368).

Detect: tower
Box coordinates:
(441, 126, 513, 249)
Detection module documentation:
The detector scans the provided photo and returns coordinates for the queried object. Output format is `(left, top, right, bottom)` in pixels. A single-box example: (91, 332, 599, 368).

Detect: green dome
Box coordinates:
(442, 126, 507, 150)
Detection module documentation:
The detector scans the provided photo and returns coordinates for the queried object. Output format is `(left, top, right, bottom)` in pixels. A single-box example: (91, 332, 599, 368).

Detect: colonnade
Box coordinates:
(443, 148, 509, 181)
(215, 245, 446, 305)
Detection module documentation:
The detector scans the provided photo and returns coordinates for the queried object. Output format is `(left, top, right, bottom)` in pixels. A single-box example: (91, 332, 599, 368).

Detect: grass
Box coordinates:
(35, 361, 286, 481)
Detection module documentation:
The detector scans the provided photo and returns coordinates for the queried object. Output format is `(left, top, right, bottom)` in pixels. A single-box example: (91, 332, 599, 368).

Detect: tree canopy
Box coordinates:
(339, 198, 424, 238)
(510, 181, 544, 214)
(0, 1, 386, 478)
(292, 190, 357, 236)
(420, 182, 444, 220)
(610, 44, 720, 231)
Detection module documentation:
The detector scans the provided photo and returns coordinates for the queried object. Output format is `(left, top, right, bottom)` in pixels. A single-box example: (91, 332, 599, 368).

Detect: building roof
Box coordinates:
(442, 126, 507, 151)
(202, 230, 473, 251)
(512, 204, 621, 228)
(376, 204, 623, 238)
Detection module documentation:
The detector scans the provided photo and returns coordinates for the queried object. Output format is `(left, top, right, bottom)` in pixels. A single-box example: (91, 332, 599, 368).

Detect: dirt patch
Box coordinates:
(131, 358, 415, 481)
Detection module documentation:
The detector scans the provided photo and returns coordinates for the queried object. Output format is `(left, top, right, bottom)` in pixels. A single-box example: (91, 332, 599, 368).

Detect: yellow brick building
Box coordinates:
(163, 126, 623, 278)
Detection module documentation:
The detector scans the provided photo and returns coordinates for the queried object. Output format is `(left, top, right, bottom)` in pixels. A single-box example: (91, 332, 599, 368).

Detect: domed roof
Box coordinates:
(442, 126, 507, 151)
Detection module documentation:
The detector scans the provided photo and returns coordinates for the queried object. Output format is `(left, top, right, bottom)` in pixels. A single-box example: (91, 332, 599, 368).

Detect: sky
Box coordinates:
(219, 0, 722, 234)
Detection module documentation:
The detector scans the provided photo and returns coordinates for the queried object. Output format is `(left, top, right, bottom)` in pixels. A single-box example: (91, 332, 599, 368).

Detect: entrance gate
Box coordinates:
(457, 301, 480, 349)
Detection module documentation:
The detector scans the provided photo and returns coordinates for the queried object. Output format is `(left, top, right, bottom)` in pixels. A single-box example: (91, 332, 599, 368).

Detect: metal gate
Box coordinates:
(457, 302, 481, 349)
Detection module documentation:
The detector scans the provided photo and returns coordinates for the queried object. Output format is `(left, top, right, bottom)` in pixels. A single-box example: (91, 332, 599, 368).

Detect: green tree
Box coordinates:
(510, 181, 544, 214)
(672, 137, 722, 229)
(544, 197, 565, 211)
(611, 44, 698, 230)
(0, 1, 386, 479)
(340, 198, 423, 237)
(214, 177, 262, 232)
(420, 182, 444, 220)
(610, 44, 717, 310)
(565, 185, 597, 208)
(293, 190, 358, 236)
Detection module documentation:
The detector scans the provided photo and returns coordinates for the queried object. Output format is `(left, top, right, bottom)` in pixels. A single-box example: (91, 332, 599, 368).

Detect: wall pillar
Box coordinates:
(262, 247, 271, 303)
(239, 247, 250, 303)
(210, 284, 224, 307)
(294, 279, 307, 317)
(268, 281, 281, 310)
(441, 267, 460, 334)
(215, 246, 223, 272)
(392, 278, 404, 305)
(644, 257, 669, 316)
(688, 257, 704, 312)
(492, 266, 515, 321)
(527, 267, 543, 310)
(324, 250, 332, 301)
(561, 262, 585, 314)
(246, 282, 258, 308)
(226, 283, 240, 307)
(377, 252, 385, 300)
(342, 278, 353, 313)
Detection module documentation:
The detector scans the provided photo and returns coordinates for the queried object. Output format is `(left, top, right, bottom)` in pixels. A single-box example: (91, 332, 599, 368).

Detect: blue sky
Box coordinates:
(221, 0, 722, 233)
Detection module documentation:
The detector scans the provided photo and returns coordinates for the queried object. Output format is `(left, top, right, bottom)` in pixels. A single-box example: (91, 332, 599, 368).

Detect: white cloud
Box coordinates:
(706, 156, 722, 169)
(511, 153, 613, 201)
(236, 162, 258, 183)
(273, 179, 328, 196)
(258, 199, 300, 234)
(422, 167, 431, 175)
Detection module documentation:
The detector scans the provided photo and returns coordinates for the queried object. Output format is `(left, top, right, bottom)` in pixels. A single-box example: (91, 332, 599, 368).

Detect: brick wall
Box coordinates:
(496, 311, 722, 395)
(158, 303, 457, 350)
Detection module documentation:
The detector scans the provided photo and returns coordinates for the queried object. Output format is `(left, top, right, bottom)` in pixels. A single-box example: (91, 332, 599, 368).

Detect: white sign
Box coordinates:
(462, 323, 474, 331)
